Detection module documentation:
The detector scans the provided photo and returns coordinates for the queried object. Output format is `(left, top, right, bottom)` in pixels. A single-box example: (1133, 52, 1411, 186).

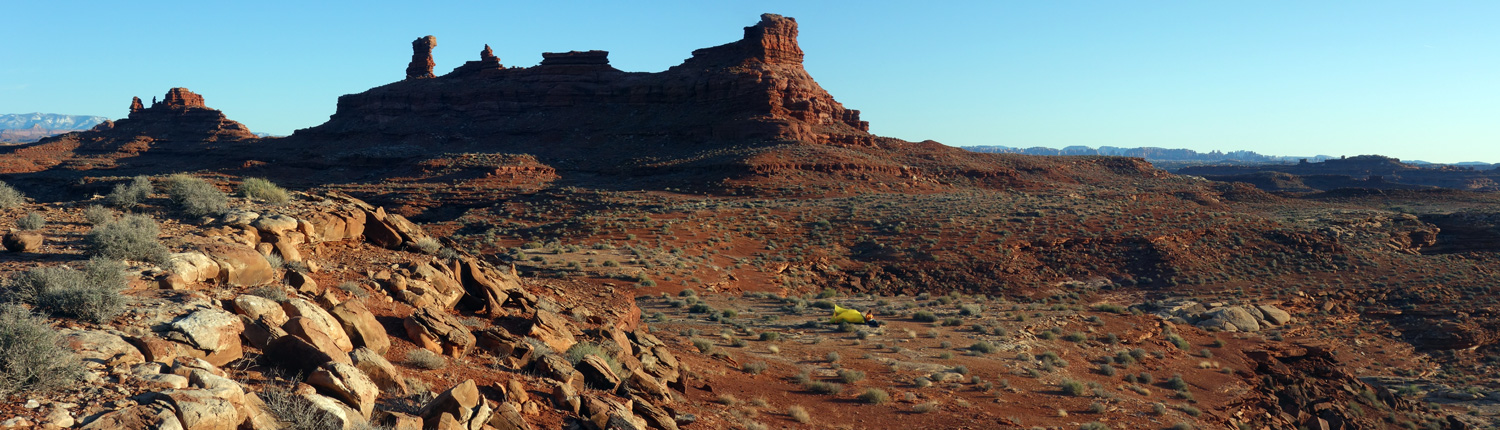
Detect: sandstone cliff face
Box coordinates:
(290, 14, 871, 166)
(93, 87, 256, 145)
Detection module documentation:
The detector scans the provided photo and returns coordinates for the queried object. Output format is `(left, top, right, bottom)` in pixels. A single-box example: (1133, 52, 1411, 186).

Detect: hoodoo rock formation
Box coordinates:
(406, 35, 437, 80)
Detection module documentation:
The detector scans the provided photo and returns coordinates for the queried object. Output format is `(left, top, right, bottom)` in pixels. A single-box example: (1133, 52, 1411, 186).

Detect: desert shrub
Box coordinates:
(86, 214, 168, 263)
(1179, 404, 1202, 417)
(336, 281, 369, 299)
(17, 212, 44, 231)
(1171, 423, 1195, 430)
(803, 380, 843, 394)
(825, 351, 841, 363)
(914, 377, 933, 388)
(1060, 378, 1089, 396)
(5, 259, 129, 323)
(1166, 333, 1191, 350)
(0, 304, 83, 396)
(787, 405, 811, 423)
(248, 286, 288, 302)
(742, 361, 768, 375)
(264, 253, 284, 271)
(1100, 364, 1117, 377)
(759, 332, 781, 341)
(858, 388, 890, 404)
(912, 311, 937, 322)
(107, 175, 153, 208)
(688, 303, 712, 314)
(1166, 374, 1188, 390)
(566, 341, 623, 378)
(1094, 303, 1126, 314)
(405, 349, 447, 369)
(261, 379, 343, 430)
(83, 205, 115, 225)
(237, 177, 290, 203)
(691, 338, 714, 353)
(0, 182, 24, 209)
(836, 369, 865, 383)
(969, 341, 997, 354)
(1088, 401, 1107, 413)
(164, 174, 228, 217)
(413, 237, 442, 254)
(1064, 332, 1087, 342)
(1080, 422, 1112, 430)
(941, 317, 963, 326)
(912, 402, 940, 413)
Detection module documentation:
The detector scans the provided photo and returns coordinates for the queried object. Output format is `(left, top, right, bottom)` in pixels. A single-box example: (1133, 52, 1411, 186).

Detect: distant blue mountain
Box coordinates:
(0, 113, 108, 130)
(962, 145, 1336, 164)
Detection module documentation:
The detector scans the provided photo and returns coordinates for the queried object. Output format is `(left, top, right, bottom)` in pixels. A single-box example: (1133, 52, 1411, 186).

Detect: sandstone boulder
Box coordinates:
(1199, 306, 1261, 332)
(403, 307, 476, 358)
(61, 329, 145, 366)
(231, 294, 288, 327)
(528, 310, 579, 354)
(201, 244, 275, 287)
(487, 401, 530, 430)
(307, 362, 380, 418)
(2, 231, 42, 252)
(577, 354, 621, 391)
(281, 298, 354, 352)
(534, 354, 584, 392)
(330, 300, 390, 354)
(419, 379, 491, 430)
(266, 321, 350, 373)
(80, 403, 182, 430)
(350, 347, 407, 395)
(161, 389, 241, 430)
(168, 308, 245, 366)
(1257, 304, 1294, 325)
(162, 252, 219, 289)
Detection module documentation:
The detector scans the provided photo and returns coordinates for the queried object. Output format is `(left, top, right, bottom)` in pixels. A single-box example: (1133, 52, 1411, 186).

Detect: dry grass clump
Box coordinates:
(237, 177, 290, 203)
(87, 213, 168, 263)
(787, 405, 811, 423)
(165, 174, 228, 217)
(405, 349, 447, 370)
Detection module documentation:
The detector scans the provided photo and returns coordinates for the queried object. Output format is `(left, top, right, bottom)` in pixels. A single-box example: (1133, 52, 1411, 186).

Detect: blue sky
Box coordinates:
(3, 1, 1498, 163)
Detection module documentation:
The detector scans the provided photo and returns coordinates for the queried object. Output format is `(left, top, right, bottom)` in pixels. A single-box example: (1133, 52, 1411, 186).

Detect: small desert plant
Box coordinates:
(237, 177, 290, 203)
(0, 182, 24, 209)
(1060, 378, 1089, 397)
(5, 259, 129, 323)
(248, 286, 288, 302)
(914, 377, 933, 388)
(86, 213, 168, 263)
(787, 405, 811, 423)
(405, 349, 447, 369)
(1088, 401, 1107, 413)
(164, 174, 228, 217)
(742, 361, 769, 375)
(0, 304, 84, 396)
(912, 311, 937, 322)
(858, 388, 891, 404)
(566, 342, 623, 378)
(1080, 422, 1112, 430)
(260, 378, 344, 430)
(107, 175, 153, 208)
(83, 205, 115, 225)
(413, 237, 442, 254)
(1166, 374, 1188, 390)
(16, 212, 44, 231)
(912, 402, 940, 413)
(837, 369, 865, 383)
(825, 351, 841, 363)
(691, 338, 715, 353)
(969, 341, 997, 354)
(803, 380, 843, 394)
(336, 281, 369, 299)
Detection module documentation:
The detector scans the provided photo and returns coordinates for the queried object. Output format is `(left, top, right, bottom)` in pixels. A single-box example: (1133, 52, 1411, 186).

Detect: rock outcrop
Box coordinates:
(285, 14, 872, 172)
(406, 35, 437, 80)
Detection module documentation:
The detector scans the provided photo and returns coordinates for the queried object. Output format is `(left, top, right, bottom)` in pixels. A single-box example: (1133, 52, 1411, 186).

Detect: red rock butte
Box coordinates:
(284, 14, 872, 162)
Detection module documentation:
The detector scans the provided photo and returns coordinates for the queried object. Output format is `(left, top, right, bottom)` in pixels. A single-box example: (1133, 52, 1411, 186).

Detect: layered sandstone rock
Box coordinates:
(406, 35, 437, 80)
(286, 14, 872, 171)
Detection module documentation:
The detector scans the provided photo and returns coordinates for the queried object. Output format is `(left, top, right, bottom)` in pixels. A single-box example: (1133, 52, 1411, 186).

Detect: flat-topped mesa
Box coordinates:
(406, 35, 437, 80)
(539, 50, 610, 66)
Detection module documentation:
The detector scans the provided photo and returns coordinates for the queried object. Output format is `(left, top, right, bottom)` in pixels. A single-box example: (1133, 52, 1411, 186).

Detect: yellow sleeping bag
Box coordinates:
(830, 305, 869, 324)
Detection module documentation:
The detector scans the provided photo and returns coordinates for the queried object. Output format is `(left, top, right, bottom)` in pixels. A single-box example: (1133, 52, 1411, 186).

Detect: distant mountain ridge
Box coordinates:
(0, 113, 108, 130)
(963, 145, 1335, 164)
(0, 113, 110, 143)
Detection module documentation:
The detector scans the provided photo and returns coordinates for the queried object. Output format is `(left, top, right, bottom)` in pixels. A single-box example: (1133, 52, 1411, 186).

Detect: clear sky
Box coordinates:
(3, 1, 1498, 163)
